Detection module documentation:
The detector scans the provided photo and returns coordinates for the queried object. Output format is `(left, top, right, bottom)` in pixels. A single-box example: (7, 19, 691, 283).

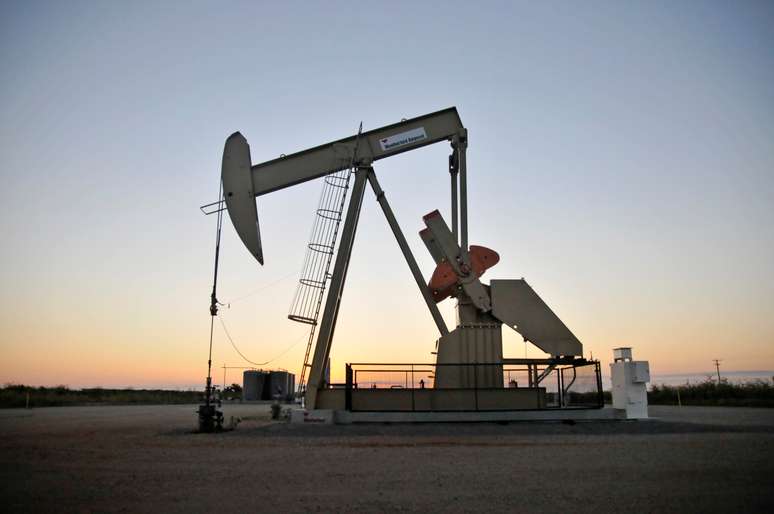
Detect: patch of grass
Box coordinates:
(0, 384, 204, 408)
(647, 379, 774, 407)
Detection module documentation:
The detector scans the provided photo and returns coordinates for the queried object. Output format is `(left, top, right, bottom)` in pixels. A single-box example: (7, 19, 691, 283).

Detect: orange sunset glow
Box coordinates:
(2, 2, 773, 391)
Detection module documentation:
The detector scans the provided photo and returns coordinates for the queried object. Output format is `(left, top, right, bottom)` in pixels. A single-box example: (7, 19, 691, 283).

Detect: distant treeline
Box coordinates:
(4, 379, 774, 409)
(0, 384, 204, 409)
(647, 379, 774, 407)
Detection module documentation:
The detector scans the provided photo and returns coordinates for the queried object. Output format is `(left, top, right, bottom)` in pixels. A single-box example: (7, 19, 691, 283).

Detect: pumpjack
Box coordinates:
(214, 107, 597, 414)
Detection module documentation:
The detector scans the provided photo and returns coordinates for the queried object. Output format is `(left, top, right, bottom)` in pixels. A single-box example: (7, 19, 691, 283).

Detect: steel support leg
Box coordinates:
(457, 128, 468, 251)
(305, 167, 369, 409)
(449, 146, 459, 245)
(367, 170, 449, 337)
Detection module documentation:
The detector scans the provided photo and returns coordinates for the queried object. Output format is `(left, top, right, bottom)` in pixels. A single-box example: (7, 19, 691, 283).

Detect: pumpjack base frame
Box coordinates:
(292, 407, 625, 425)
(301, 358, 604, 421)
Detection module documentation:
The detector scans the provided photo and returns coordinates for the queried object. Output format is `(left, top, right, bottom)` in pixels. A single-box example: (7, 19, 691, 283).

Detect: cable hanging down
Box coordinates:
(205, 181, 225, 399)
(197, 179, 227, 432)
(223, 270, 299, 305)
(218, 316, 308, 367)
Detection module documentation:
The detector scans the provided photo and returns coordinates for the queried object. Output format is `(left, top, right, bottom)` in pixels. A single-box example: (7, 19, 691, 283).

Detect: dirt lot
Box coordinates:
(1, 404, 773, 513)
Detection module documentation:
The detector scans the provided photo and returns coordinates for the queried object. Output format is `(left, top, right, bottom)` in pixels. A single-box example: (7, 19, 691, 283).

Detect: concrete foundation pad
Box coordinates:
(289, 409, 335, 424)
(297, 407, 626, 424)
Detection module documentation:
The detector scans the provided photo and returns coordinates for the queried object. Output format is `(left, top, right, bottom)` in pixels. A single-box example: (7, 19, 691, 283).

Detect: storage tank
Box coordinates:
(268, 371, 295, 400)
(242, 370, 267, 401)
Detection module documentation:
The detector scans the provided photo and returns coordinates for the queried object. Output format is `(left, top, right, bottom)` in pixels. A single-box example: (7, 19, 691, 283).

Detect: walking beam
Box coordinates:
(250, 107, 463, 196)
(222, 108, 466, 264)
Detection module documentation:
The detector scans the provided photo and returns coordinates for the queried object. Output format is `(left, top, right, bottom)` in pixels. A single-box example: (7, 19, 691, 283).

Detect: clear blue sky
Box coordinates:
(1, 1, 773, 388)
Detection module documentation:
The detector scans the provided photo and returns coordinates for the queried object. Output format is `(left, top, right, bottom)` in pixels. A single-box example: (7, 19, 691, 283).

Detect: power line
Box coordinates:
(217, 316, 307, 367)
(712, 359, 722, 382)
(223, 270, 300, 305)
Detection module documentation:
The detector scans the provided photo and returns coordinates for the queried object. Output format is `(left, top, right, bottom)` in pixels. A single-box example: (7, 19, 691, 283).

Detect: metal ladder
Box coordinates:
(289, 130, 361, 393)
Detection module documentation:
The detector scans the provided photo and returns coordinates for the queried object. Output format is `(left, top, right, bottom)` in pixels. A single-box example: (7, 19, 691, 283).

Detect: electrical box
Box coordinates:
(610, 348, 650, 419)
(633, 361, 650, 383)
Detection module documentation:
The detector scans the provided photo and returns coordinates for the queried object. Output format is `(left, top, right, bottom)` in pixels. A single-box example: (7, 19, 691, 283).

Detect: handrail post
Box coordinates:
(474, 362, 479, 411)
(411, 364, 415, 412)
(596, 361, 604, 408)
(345, 364, 353, 411)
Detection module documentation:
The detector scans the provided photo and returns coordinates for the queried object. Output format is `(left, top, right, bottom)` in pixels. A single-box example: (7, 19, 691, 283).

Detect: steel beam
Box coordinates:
(250, 108, 464, 196)
(457, 129, 469, 251)
(449, 147, 459, 244)
(305, 167, 369, 409)
(536, 364, 557, 385)
(419, 228, 444, 264)
(367, 170, 449, 337)
(221, 108, 466, 265)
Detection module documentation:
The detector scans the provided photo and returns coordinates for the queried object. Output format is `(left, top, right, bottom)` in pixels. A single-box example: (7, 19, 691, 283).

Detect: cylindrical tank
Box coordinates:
(243, 371, 267, 401)
(268, 371, 296, 400)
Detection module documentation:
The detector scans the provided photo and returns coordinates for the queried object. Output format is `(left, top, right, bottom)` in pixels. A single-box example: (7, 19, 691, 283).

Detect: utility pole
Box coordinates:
(712, 359, 722, 383)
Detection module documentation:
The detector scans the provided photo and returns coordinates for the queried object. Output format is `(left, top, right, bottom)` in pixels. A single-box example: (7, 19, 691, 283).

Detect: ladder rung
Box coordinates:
(287, 315, 318, 325)
(317, 208, 342, 221)
(325, 175, 350, 188)
(308, 242, 334, 254)
(299, 278, 326, 289)
(291, 164, 355, 377)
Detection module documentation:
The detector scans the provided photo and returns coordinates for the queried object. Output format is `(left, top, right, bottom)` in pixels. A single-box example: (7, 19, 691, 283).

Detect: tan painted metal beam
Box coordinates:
(305, 167, 369, 410)
(250, 107, 463, 196)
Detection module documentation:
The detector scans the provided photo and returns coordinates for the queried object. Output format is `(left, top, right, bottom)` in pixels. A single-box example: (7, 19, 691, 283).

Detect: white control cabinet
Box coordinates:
(610, 347, 650, 419)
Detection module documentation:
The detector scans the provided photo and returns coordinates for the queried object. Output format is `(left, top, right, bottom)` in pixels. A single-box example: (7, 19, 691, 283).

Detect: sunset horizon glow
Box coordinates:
(2, 1, 772, 391)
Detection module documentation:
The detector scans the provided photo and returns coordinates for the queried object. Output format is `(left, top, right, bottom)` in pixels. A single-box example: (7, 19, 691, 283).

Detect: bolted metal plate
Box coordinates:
(490, 279, 582, 357)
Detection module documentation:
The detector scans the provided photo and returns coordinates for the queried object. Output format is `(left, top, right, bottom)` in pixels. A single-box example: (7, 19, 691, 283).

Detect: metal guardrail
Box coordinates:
(342, 360, 603, 412)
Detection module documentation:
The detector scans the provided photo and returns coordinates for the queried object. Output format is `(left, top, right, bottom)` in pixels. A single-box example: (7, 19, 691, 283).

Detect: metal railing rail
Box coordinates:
(343, 360, 603, 412)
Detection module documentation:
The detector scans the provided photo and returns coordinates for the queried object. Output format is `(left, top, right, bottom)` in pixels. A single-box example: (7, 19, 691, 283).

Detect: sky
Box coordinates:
(1, 0, 773, 389)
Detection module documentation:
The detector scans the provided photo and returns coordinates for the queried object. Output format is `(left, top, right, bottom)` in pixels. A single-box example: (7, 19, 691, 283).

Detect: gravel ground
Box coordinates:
(1, 404, 773, 513)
